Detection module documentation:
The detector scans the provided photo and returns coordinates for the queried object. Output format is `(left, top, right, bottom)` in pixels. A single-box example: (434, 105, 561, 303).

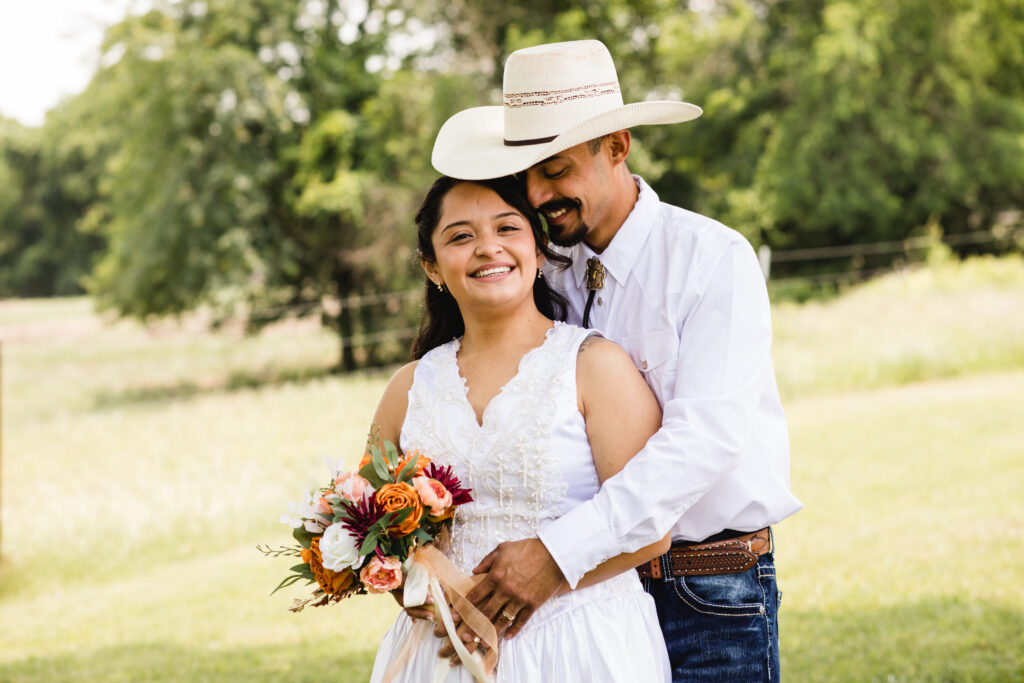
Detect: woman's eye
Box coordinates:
(498, 224, 521, 233)
(447, 232, 471, 243)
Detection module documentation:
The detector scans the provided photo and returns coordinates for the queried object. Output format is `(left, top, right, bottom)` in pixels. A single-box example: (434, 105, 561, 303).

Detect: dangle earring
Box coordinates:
(537, 268, 543, 280)
(435, 281, 445, 293)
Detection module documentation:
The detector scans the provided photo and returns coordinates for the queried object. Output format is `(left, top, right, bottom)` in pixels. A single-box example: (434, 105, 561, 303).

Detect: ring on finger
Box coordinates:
(501, 609, 516, 621)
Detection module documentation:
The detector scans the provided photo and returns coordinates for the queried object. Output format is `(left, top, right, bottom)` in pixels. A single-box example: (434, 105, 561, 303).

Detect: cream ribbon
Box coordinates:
(382, 544, 498, 683)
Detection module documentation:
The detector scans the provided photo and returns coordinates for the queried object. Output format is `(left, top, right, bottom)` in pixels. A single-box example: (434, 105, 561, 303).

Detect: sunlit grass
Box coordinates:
(772, 255, 1024, 398)
(1, 256, 1022, 680)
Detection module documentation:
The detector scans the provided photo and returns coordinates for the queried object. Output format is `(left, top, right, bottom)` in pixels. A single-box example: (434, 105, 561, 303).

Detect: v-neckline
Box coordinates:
(452, 322, 559, 429)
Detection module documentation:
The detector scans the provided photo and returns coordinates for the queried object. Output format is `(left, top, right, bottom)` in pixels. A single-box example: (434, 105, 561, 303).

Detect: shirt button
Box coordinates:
(641, 361, 648, 370)
(597, 297, 603, 305)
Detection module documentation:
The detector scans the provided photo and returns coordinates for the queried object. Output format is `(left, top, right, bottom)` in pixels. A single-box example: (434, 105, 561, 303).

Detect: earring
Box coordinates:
(537, 268, 543, 280)
(436, 281, 445, 293)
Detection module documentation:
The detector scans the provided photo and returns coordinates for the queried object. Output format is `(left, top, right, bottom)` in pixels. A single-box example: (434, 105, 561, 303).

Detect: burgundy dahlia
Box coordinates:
(338, 491, 385, 545)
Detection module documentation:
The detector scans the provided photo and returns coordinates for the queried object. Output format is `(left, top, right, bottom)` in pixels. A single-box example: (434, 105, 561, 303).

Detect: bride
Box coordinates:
(368, 175, 670, 682)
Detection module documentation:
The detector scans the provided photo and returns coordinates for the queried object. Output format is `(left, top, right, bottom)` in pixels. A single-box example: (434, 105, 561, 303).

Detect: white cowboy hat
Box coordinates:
(431, 39, 702, 180)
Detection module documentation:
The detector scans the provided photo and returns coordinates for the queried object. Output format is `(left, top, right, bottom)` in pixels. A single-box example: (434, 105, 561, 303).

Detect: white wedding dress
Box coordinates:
(370, 322, 670, 682)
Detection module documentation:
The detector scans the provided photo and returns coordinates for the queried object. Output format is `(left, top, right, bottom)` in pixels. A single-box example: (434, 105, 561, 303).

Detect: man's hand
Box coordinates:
(468, 538, 565, 639)
(434, 610, 487, 663)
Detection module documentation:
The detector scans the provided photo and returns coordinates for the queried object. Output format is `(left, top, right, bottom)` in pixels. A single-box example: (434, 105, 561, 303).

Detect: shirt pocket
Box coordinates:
(621, 329, 678, 408)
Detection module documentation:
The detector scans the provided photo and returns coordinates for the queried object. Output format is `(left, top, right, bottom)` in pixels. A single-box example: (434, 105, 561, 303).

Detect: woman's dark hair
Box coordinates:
(410, 175, 571, 359)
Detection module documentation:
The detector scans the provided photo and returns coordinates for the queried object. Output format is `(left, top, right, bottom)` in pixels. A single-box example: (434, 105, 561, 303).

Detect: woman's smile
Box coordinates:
(470, 263, 515, 279)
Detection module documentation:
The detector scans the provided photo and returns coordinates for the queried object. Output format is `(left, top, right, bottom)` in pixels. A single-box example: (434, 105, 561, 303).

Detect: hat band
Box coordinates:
(504, 81, 620, 109)
(503, 134, 557, 147)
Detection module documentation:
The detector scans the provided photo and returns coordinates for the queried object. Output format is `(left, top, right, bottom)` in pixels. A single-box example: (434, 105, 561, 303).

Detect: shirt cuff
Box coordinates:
(537, 501, 620, 589)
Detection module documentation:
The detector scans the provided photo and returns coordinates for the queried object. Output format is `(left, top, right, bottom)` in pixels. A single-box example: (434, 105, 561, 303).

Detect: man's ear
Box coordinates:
(606, 130, 631, 166)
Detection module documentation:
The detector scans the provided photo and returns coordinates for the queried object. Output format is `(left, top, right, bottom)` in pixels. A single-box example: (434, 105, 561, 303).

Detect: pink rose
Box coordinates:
(413, 476, 453, 518)
(360, 555, 403, 593)
(334, 471, 372, 503)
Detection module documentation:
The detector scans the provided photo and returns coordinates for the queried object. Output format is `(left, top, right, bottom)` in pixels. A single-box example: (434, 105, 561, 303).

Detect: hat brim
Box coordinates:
(432, 101, 702, 180)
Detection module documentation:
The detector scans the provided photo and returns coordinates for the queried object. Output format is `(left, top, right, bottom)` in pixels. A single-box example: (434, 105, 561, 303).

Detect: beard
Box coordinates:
(539, 198, 589, 247)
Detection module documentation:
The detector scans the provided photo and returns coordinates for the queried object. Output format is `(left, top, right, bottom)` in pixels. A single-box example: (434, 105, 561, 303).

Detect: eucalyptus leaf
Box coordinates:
(395, 453, 420, 483)
(292, 526, 316, 549)
(372, 449, 391, 482)
(270, 574, 305, 595)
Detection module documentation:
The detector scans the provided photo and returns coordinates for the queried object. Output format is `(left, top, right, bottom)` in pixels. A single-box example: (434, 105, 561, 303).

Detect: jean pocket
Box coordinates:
(672, 569, 766, 618)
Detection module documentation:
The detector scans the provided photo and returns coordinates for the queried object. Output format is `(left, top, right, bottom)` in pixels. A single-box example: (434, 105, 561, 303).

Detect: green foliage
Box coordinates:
(2, 0, 1021, 370)
(652, 0, 1024, 249)
(0, 115, 107, 297)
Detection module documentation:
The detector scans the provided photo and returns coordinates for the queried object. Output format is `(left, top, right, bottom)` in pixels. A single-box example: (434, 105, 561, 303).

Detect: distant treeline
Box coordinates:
(1, 0, 1021, 368)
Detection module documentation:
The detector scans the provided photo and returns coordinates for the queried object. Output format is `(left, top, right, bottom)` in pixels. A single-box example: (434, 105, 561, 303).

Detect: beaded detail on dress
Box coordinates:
(401, 322, 583, 574)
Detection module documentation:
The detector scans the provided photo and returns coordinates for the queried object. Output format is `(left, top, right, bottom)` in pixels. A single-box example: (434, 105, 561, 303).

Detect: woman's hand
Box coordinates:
(390, 588, 436, 622)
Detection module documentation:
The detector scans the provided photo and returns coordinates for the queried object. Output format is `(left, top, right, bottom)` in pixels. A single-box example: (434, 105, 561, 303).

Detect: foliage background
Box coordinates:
(1, 0, 1022, 367)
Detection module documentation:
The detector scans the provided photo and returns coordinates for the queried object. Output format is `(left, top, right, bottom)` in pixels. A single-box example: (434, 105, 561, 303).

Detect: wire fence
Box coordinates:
(244, 225, 1023, 350)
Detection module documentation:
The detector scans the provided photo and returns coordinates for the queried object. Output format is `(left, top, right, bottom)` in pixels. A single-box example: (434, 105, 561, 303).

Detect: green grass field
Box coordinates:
(1, 256, 1023, 681)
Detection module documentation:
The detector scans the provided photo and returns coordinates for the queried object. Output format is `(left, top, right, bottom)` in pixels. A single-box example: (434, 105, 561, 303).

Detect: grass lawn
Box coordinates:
(1, 257, 1022, 681)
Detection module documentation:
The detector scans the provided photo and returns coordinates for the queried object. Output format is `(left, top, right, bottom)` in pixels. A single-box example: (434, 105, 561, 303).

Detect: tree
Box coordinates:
(651, 0, 1024, 255)
(0, 112, 107, 298)
(83, 0, 478, 369)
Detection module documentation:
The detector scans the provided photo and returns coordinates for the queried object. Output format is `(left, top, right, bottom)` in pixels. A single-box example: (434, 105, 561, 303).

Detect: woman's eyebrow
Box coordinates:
(440, 220, 470, 233)
(442, 212, 521, 233)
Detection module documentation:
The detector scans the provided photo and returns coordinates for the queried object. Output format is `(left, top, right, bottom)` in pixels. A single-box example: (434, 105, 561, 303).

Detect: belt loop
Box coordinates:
(659, 550, 673, 582)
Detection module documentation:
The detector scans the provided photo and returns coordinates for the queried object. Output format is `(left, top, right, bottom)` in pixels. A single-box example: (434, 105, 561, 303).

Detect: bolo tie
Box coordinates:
(582, 257, 605, 328)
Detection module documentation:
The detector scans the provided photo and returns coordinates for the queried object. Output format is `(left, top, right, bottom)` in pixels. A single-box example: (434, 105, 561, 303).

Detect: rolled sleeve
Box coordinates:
(542, 239, 775, 584)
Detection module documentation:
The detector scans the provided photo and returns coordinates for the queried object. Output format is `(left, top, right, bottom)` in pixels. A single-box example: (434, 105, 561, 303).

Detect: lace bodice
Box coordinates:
(400, 322, 597, 573)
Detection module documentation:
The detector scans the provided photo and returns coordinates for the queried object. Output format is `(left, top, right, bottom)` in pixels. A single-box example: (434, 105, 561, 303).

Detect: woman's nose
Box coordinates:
(474, 232, 503, 256)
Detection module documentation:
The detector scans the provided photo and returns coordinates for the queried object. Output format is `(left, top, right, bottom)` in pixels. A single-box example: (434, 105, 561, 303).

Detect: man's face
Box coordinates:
(524, 140, 617, 248)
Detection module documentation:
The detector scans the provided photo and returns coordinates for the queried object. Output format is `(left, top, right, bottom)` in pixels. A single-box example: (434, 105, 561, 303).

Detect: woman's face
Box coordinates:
(423, 182, 543, 315)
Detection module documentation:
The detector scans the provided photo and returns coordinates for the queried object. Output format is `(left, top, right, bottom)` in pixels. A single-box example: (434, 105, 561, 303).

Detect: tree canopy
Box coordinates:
(2, 0, 1021, 367)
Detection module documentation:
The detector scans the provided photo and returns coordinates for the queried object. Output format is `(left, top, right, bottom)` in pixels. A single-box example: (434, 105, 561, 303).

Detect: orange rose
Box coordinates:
(376, 482, 424, 536)
(305, 537, 356, 596)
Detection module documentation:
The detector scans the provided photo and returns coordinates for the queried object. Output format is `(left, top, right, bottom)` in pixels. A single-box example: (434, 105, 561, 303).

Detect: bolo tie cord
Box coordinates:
(582, 257, 605, 328)
(582, 290, 597, 328)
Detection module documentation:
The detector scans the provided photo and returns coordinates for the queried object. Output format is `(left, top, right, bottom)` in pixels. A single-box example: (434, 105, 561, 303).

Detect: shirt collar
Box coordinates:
(570, 175, 660, 288)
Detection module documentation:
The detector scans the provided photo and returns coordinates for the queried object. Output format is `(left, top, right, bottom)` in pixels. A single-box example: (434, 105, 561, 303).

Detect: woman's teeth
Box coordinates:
(471, 266, 512, 278)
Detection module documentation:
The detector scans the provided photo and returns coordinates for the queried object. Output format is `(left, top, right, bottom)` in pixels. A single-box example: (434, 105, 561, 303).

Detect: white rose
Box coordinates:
(318, 523, 363, 572)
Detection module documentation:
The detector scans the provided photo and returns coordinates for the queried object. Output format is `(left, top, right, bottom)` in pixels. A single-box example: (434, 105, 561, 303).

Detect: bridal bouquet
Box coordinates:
(261, 437, 473, 611)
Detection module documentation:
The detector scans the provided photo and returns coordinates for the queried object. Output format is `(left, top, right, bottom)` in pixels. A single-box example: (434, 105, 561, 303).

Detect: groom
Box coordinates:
(431, 40, 802, 680)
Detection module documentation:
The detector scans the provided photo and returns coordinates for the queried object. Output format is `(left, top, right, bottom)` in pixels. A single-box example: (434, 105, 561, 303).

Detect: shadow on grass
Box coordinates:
(0, 640, 379, 683)
(782, 597, 1024, 681)
(3, 599, 1020, 682)
(88, 363, 397, 410)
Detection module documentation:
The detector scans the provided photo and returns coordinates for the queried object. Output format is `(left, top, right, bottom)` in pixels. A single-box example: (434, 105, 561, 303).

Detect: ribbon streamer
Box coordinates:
(382, 544, 499, 683)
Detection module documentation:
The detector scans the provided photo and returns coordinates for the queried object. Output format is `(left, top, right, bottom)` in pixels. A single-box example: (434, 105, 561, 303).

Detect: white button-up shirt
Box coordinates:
(539, 177, 803, 588)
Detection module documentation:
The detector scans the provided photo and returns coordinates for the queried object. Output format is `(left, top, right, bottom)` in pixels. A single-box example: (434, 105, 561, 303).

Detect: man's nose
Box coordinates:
(527, 177, 554, 209)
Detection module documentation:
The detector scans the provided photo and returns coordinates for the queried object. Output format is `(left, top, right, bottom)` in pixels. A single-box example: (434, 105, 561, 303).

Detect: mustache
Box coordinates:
(537, 198, 580, 216)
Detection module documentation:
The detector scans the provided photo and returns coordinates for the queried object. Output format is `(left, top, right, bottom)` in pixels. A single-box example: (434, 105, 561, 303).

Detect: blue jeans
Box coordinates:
(643, 553, 781, 681)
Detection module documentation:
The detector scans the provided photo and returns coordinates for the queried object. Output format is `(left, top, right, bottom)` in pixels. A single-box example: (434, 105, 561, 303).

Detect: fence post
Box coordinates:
(757, 244, 772, 281)
(0, 339, 4, 562)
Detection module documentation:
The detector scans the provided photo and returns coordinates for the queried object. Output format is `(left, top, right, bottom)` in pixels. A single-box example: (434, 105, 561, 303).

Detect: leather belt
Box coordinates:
(636, 528, 772, 579)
